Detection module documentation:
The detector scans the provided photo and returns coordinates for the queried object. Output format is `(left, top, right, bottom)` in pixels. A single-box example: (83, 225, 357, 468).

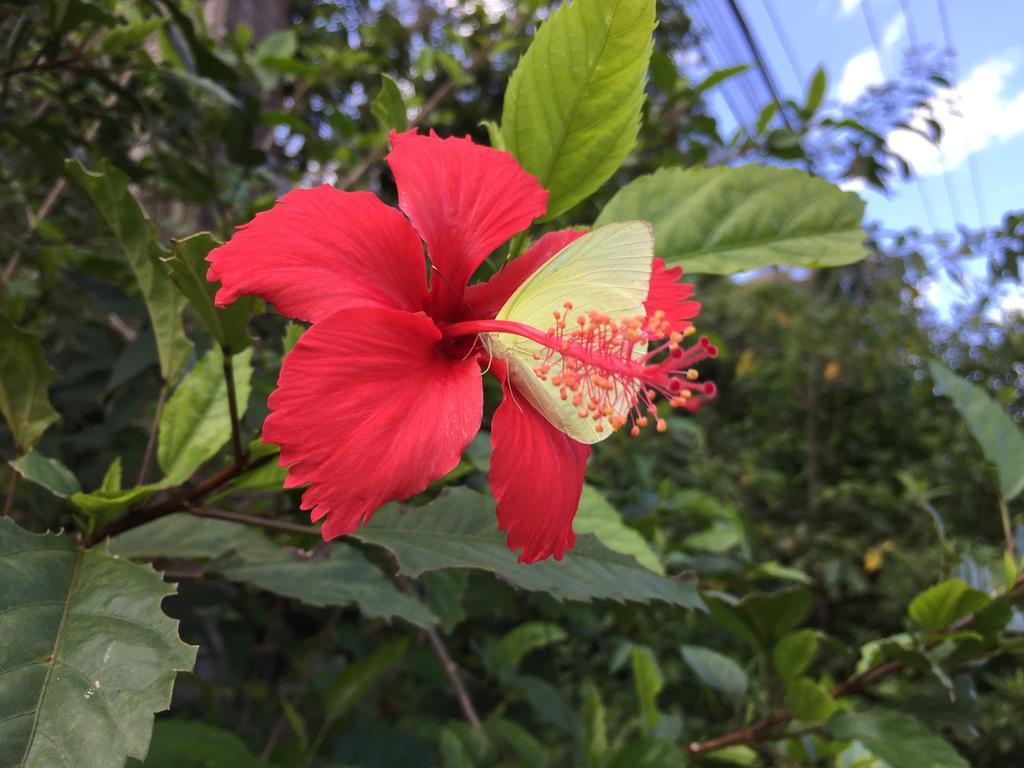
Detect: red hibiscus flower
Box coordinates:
(207, 130, 715, 563)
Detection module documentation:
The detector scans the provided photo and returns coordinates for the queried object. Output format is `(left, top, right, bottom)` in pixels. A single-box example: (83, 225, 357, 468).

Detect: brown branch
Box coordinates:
(84, 452, 275, 546)
(187, 505, 319, 537)
(2, 54, 84, 78)
(136, 385, 169, 485)
(687, 575, 1024, 757)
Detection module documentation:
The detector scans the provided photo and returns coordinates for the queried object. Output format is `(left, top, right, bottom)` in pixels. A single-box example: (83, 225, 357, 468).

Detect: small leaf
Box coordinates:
(65, 160, 192, 382)
(581, 683, 608, 768)
(929, 360, 1024, 500)
(165, 233, 257, 354)
(680, 644, 748, 699)
(0, 316, 59, 452)
(773, 629, 819, 680)
(352, 488, 702, 609)
(908, 578, 990, 633)
(805, 67, 827, 115)
(575, 486, 664, 573)
(706, 586, 812, 649)
(128, 720, 261, 767)
(158, 346, 253, 484)
(9, 450, 81, 498)
(494, 621, 568, 669)
(323, 640, 408, 726)
(694, 64, 750, 96)
(100, 17, 167, 55)
(255, 28, 297, 60)
(502, 0, 655, 219)
(631, 647, 663, 732)
(480, 119, 505, 151)
(785, 677, 836, 723)
(596, 165, 867, 275)
(0, 518, 196, 768)
(371, 74, 408, 133)
(826, 709, 969, 768)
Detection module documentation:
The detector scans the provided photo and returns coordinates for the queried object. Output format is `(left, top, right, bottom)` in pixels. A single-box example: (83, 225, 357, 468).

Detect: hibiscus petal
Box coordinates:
(263, 307, 482, 538)
(387, 130, 549, 316)
(461, 229, 587, 321)
(207, 186, 428, 323)
(644, 258, 700, 332)
(489, 360, 591, 563)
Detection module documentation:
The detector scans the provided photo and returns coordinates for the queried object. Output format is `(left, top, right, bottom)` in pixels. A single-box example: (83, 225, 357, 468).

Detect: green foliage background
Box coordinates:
(1, 1, 1022, 767)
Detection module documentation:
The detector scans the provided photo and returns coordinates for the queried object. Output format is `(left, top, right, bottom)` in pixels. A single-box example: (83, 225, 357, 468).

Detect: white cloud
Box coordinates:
(838, 0, 861, 18)
(881, 15, 905, 49)
(836, 48, 885, 102)
(888, 51, 1024, 177)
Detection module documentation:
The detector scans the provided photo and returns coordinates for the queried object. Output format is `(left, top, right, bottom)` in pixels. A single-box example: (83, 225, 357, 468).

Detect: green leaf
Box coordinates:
(480, 119, 505, 151)
(705, 586, 812, 649)
(129, 720, 262, 767)
(351, 487, 702, 609)
(630, 647, 663, 731)
(323, 640, 408, 726)
(110, 514, 436, 628)
(581, 683, 608, 768)
(100, 17, 167, 55)
(694, 64, 749, 96)
(371, 74, 408, 133)
(158, 346, 253, 484)
(494, 621, 568, 668)
(805, 67, 827, 115)
(282, 322, 305, 354)
(575, 486, 663, 573)
(486, 716, 550, 767)
(421, 570, 468, 633)
(9, 450, 81, 497)
(785, 677, 836, 723)
(65, 160, 192, 382)
(826, 709, 969, 768)
(501, 0, 655, 219)
(255, 29, 297, 60)
(165, 234, 256, 354)
(907, 578, 990, 633)
(0, 317, 59, 452)
(679, 645, 748, 699)
(595, 165, 868, 274)
(773, 629, 819, 680)
(929, 360, 1024, 500)
(0, 518, 196, 768)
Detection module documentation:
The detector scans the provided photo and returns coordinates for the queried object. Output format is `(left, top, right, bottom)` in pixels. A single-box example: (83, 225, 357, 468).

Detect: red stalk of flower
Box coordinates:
(207, 129, 714, 563)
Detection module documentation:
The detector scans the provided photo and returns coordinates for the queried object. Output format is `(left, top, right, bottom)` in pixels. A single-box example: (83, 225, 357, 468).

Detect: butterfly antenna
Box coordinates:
(430, 264, 475, 312)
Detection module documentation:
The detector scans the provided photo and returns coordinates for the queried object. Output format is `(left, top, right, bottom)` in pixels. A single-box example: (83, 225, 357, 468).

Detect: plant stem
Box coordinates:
(136, 385, 168, 485)
(2, 469, 18, 517)
(222, 351, 245, 466)
(187, 505, 318, 537)
(999, 496, 1015, 558)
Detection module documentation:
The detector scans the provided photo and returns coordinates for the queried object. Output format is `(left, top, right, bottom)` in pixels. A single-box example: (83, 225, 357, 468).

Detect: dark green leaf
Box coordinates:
(9, 450, 81, 497)
(65, 160, 192, 382)
(371, 74, 408, 133)
(323, 640, 408, 726)
(929, 360, 1024, 500)
(785, 677, 836, 723)
(352, 488, 702, 609)
(826, 709, 969, 768)
(129, 720, 262, 767)
(679, 644, 748, 699)
(502, 0, 655, 219)
(772, 629, 819, 680)
(631, 647, 663, 731)
(100, 17, 167, 55)
(596, 165, 867, 274)
(0, 316, 59, 452)
(0, 518, 196, 768)
(580, 683, 608, 768)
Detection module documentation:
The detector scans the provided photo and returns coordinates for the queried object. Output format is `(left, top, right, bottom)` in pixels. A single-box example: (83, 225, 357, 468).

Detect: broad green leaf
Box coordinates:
(158, 346, 253, 484)
(705, 586, 812, 649)
(575, 486, 663, 573)
(773, 629, 819, 680)
(929, 360, 1024, 500)
(65, 160, 192, 382)
(785, 677, 836, 723)
(256, 29, 297, 60)
(630, 647, 663, 731)
(9, 450, 81, 497)
(0, 317, 59, 452)
(581, 683, 608, 768)
(907, 578, 990, 633)
(826, 709, 969, 768)
(595, 165, 868, 274)
(501, 0, 655, 219)
(679, 645, 748, 699)
(165, 233, 256, 354)
(0, 518, 196, 768)
(494, 621, 568, 669)
(371, 74, 408, 132)
(323, 640, 408, 726)
(488, 222, 654, 443)
(110, 514, 436, 628)
(352, 487, 702, 609)
(129, 720, 261, 767)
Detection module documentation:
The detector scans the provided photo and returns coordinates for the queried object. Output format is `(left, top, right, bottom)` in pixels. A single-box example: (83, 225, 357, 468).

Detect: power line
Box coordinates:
(761, 0, 803, 88)
(860, 0, 940, 231)
(936, 0, 987, 225)
(724, 0, 798, 133)
(687, 3, 752, 134)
